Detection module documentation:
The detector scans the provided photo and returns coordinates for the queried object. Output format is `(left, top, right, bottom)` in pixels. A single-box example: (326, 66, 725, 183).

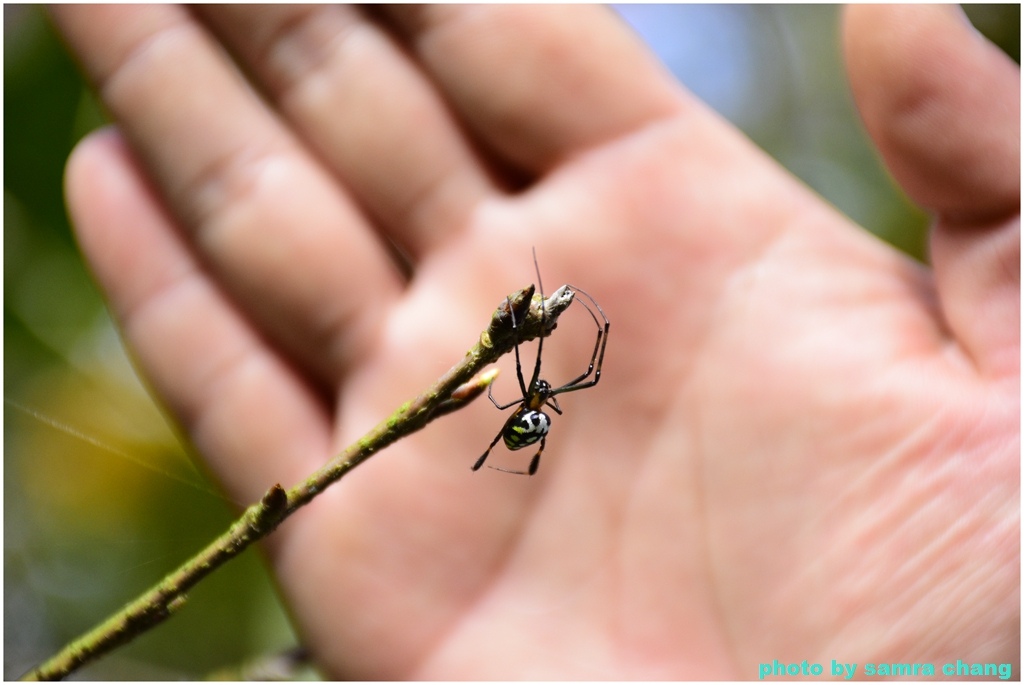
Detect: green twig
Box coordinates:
(22, 283, 575, 681)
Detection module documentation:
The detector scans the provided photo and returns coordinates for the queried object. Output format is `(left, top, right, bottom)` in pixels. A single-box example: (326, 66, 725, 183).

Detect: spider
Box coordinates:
(472, 252, 610, 476)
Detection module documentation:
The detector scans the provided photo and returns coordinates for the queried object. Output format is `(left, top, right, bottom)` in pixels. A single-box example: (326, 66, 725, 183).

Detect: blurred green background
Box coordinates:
(4, 4, 1019, 679)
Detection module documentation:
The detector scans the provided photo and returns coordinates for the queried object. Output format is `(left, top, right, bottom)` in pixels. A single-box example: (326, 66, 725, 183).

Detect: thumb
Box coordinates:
(843, 4, 1019, 379)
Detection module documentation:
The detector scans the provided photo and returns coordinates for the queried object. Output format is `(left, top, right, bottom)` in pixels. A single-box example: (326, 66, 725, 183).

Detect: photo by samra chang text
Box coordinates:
(759, 658, 1014, 680)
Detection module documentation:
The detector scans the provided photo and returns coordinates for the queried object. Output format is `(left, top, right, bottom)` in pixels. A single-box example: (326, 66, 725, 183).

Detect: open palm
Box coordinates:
(53, 5, 1018, 678)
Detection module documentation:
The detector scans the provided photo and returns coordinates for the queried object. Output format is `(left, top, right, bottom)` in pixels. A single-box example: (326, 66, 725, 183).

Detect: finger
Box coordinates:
(66, 128, 333, 502)
(381, 5, 687, 173)
(194, 6, 497, 262)
(844, 5, 1020, 378)
(843, 5, 1020, 220)
(50, 5, 401, 383)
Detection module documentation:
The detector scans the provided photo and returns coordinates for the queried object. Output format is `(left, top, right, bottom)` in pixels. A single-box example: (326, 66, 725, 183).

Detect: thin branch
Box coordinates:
(21, 283, 575, 681)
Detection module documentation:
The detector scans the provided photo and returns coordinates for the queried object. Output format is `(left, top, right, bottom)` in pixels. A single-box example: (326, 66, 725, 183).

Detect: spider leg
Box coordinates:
(488, 292, 531, 409)
(473, 427, 506, 471)
(528, 247, 545, 392)
(488, 382, 525, 411)
(550, 287, 610, 396)
(528, 437, 545, 475)
(508, 294, 529, 398)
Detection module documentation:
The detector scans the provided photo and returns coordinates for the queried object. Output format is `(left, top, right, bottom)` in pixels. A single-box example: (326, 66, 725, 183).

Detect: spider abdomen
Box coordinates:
(503, 409, 550, 450)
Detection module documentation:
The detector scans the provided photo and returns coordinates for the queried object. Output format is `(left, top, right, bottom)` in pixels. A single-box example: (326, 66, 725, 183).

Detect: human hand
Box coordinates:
(51, 5, 1017, 678)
